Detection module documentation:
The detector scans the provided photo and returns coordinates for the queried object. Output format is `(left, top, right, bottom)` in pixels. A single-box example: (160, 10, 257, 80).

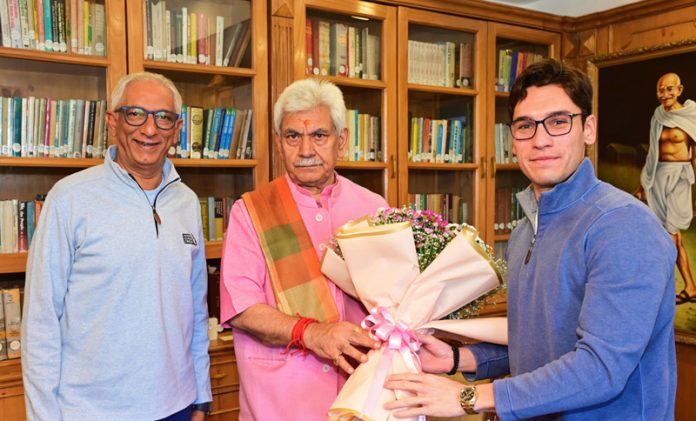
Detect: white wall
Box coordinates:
(485, 0, 643, 17)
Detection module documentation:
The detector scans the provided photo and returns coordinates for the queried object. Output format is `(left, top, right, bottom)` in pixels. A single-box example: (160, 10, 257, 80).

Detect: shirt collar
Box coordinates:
(284, 172, 341, 208)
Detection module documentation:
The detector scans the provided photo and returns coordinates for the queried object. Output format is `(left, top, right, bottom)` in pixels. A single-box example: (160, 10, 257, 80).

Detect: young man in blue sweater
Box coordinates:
(384, 59, 677, 420)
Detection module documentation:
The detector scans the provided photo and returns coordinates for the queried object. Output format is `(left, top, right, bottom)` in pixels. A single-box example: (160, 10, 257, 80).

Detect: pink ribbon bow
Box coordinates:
(360, 306, 425, 421)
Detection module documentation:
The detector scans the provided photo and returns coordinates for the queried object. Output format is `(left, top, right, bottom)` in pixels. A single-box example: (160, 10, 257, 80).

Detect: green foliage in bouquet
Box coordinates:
(329, 207, 507, 320)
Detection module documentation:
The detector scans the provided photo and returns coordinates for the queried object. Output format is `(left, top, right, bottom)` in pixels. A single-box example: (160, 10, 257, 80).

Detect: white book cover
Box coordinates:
(165, 10, 173, 62)
(26, 96, 35, 157)
(94, 3, 105, 55)
(0, 0, 11, 47)
(7, 0, 22, 48)
(215, 16, 223, 66)
(80, 99, 90, 157)
(17, 0, 30, 47)
(20, 97, 27, 157)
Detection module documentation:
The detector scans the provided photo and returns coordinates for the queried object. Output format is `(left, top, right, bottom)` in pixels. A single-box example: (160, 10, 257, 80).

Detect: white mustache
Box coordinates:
(295, 158, 324, 167)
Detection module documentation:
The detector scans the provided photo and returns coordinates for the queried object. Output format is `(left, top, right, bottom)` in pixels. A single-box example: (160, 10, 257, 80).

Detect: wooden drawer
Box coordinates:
(0, 359, 25, 421)
(209, 389, 240, 421)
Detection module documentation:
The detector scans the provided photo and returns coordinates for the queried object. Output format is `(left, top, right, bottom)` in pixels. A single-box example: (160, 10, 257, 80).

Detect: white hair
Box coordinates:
(273, 79, 346, 134)
(110, 72, 182, 114)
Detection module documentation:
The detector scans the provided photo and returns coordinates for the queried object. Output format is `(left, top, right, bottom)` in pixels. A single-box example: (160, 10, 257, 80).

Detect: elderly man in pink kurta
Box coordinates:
(220, 79, 387, 420)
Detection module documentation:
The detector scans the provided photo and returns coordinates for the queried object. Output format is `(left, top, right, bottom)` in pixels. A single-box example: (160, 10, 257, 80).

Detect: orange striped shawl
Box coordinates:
(242, 177, 339, 322)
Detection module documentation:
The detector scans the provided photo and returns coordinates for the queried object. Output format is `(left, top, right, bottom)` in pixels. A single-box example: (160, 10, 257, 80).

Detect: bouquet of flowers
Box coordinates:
(321, 207, 508, 421)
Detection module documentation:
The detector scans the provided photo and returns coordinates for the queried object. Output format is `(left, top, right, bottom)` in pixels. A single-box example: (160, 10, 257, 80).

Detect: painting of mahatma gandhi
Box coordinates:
(595, 48, 696, 336)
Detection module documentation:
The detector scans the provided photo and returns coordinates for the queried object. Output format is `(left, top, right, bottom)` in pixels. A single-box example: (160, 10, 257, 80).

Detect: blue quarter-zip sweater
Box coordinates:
(21, 145, 211, 420)
(469, 159, 676, 420)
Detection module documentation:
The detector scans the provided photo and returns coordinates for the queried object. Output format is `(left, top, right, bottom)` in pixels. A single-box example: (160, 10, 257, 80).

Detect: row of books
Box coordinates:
(408, 193, 469, 225)
(0, 194, 241, 256)
(198, 196, 237, 242)
(494, 122, 517, 164)
(496, 49, 544, 92)
(342, 109, 380, 162)
(494, 186, 524, 235)
(0, 0, 106, 55)
(407, 40, 473, 88)
(0, 287, 22, 360)
(143, 0, 250, 67)
(0, 96, 108, 159)
(0, 197, 44, 254)
(305, 18, 380, 80)
(408, 116, 472, 164)
(175, 106, 253, 160)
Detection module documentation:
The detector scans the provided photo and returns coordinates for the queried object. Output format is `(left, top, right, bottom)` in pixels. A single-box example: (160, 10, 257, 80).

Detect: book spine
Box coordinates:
(215, 15, 223, 66)
(84, 99, 95, 158)
(0, 0, 12, 47)
(18, 0, 30, 47)
(0, 288, 7, 361)
(189, 106, 203, 159)
(3, 288, 22, 359)
(36, 0, 45, 49)
(93, 2, 104, 55)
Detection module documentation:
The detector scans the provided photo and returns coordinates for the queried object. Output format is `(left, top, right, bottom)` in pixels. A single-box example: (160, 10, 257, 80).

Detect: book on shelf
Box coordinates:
(342, 109, 380, 162)
(408, 193, 468, 225)
(496, 49, 544, 92)
(494, 186, 523, 235)
(408, 115, 470, 163)
(198, 196, 237, 243)
(0, 196, 44, 254)
(408, 40, 472, 88)
(0, 292, 6, 360)
(3, 288, 21, 359)
(176, 106, 252, 160)
(0, 0, 106, 55)
(0, 95, 107, 159)
(305, 17, 379, 80)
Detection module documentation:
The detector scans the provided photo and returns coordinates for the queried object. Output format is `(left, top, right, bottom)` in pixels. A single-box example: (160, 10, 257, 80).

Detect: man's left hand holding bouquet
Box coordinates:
(384, 334, 493, 418)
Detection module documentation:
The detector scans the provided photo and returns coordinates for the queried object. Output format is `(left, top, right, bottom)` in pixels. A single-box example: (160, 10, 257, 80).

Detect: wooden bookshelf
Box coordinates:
(397, 7, 486, 230)
(484, 22, 560, 245)
(292, 0, 398, 205)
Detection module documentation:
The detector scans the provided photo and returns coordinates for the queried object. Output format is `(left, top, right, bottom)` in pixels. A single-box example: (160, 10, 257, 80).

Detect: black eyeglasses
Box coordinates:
(508, 112, 587, 140)
(116, 106, 180, 130)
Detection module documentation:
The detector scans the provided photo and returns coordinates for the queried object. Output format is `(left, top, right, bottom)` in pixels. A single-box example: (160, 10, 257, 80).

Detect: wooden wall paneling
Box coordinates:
(676, 338, 696, 421)
(270, 1, 295, 180)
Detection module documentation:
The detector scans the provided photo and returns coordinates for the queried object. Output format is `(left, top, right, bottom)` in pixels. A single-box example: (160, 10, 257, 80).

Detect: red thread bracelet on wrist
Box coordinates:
(282, 314, 318, 356)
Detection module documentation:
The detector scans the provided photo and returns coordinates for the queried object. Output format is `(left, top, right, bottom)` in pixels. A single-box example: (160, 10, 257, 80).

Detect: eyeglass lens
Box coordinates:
(510, 114, 577, 140)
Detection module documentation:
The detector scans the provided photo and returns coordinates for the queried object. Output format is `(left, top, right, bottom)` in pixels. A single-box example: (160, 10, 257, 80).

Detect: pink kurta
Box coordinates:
(220, 174, 388, 421)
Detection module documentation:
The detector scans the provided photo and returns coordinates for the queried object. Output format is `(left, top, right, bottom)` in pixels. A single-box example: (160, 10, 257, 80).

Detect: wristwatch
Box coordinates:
(191, 402, 212, 415)
(459, 385, 478, 415)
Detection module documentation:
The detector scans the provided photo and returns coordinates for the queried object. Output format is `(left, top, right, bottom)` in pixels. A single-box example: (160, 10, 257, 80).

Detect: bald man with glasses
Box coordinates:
(22, 72, 212, 420)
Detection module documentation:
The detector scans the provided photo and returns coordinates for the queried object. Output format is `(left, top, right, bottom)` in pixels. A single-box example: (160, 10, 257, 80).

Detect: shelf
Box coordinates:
(336, 161, 387, 170)
(0, 158, 104, 169)
(143, 60, 256, 78)
(0, 241, 225, 275)
(171, 159, 258, 168)
(318, 75, 387, 90)
(493, 233, 511, 242)
(0, 47, 110, 67)
(495, 163, 520, 171)
(0, 253, 27, 274)
(407, 162, 478, 171)
(407, 83, 478, 97)
(495, 91, 511, 98)
(205, 241, 223, 259)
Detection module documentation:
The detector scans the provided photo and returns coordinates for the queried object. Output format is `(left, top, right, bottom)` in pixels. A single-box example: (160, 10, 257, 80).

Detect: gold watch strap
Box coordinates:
(459, 385, 478, 415)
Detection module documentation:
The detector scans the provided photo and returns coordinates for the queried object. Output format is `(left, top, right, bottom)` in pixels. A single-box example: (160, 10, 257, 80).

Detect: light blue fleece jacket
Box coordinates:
(468, 158, 676, 420)
(21, 145, 211, 420)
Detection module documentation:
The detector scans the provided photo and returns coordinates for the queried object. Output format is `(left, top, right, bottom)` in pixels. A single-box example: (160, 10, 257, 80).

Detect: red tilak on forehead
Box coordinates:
(303, 119, 312, 131)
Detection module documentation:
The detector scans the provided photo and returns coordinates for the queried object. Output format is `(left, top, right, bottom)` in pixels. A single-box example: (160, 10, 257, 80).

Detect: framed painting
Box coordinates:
(589, 40, 696, 344)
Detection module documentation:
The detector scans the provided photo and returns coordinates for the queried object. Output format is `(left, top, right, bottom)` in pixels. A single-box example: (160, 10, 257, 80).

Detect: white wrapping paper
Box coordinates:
(321, 220, 507, 421)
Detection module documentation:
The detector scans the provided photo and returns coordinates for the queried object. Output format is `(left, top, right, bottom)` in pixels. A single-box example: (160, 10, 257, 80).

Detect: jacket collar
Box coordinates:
(105, 145, 180, 190)
(517, 158, 600, 231)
